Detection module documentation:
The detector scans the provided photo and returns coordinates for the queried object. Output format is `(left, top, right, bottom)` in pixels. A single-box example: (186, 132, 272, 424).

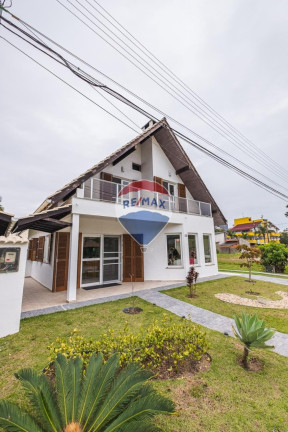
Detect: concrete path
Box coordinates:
(21, 272, 288, 358)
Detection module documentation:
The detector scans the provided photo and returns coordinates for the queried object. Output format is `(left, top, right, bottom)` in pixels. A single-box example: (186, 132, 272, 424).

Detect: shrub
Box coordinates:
(48, 315, 209, 375)
(186, 266, 199, 297)
(232, 312, 275, 368)
(0, 353, 174, 432)
(259, 242, 288, 273)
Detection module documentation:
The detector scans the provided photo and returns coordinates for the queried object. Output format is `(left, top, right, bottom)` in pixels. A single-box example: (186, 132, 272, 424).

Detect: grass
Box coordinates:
(217, 253, 288, 274)
(1, 296, 288, 431)
(162, 276, 288, 334)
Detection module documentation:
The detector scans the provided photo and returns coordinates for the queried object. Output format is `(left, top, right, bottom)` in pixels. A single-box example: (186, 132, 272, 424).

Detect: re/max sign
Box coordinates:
(123, 197, 166, 209)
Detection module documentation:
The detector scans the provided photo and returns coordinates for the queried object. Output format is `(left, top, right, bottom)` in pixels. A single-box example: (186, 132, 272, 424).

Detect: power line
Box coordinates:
(87, 0, 288, 181)
(58, 0, 288, 183)
(3, 11, 288, 197)
(1, 13, 288, 202)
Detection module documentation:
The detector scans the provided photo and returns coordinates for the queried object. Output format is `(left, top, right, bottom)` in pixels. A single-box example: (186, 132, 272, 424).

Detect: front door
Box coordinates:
(123, 234, 144, 282)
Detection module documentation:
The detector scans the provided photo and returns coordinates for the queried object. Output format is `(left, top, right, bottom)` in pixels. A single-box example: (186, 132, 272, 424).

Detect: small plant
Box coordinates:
(232, 312, 275, 369)
(0, 353, 175, 432)
(236, 244, 262, 286)
(186, 266, 199, 298)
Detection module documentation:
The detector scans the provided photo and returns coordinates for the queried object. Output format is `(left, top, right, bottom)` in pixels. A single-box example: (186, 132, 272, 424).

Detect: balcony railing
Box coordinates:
(83, 177, 212, 217)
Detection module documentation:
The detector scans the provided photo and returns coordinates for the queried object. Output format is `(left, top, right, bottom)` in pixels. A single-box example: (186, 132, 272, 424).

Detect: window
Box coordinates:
(166, 234, 182, 266)
(188, 234, 198, 265)
(203, 234, 212, 263)
(132, 163, 141, 172)
(163, 181, 175, 196)
(43, 235, 52, 264)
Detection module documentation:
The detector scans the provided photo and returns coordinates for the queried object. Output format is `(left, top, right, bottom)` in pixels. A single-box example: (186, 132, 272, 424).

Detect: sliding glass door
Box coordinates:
(103, 236, 121, 283)
(81, 235, 121, 287)
(81, 236, 101, 286)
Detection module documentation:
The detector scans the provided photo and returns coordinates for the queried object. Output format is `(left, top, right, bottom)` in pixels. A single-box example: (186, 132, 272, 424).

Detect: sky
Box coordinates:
(1, 0, 288, 229)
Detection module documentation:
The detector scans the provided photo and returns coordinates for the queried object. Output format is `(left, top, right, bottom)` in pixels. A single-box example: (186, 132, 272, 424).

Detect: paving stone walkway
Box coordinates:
(21, 272, 288, 358)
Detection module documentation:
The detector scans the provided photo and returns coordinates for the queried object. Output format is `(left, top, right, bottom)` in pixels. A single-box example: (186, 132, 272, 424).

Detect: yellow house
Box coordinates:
(228, 217, 280, 245)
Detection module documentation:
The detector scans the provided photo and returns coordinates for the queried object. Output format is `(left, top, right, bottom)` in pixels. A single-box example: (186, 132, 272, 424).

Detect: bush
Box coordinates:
(259, 242, 288, 273)
(48, 315, 209, 375)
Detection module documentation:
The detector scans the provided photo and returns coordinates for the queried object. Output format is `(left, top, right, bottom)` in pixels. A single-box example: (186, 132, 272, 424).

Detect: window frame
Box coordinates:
(166, 233, 183, 267)
(187, 233, 199, 265)
(203, 233, 213, 264)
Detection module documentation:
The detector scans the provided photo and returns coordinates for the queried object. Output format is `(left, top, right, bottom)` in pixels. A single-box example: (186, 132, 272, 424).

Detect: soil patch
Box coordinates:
(155, 352, 212, 380)
(122, 307, 143, 314)
(237, 356, 264, 372)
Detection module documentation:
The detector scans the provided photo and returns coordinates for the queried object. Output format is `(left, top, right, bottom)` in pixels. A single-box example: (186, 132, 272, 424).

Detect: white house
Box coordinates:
(14, 119, 226, 302)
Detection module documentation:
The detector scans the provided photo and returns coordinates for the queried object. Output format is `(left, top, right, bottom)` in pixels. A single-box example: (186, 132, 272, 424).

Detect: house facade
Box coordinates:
(18, 119, 226, 301)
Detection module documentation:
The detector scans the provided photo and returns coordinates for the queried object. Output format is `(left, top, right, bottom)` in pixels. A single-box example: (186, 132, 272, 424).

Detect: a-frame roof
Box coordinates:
(38, 118, 226, 225)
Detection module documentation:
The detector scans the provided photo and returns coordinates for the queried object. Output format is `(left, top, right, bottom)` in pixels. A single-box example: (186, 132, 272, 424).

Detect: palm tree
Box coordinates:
(255, 224, 267, 243)
(0, 353, 174, 432)
(226, 229, 237, 239)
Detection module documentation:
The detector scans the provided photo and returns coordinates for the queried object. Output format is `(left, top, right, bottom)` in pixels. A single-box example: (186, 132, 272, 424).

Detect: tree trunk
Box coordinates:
(249, 264, 252, 282)
(241, 347, 249, 368)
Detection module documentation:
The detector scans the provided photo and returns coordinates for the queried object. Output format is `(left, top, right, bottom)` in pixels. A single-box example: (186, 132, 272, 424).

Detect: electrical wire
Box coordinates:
(1, 29, 288, 203)
(59, 0, 288, 182)
(89, 0, 288, 179)
(2, 12, 288, 198)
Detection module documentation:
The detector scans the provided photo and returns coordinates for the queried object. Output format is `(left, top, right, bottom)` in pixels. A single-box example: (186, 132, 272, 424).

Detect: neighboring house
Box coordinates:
(218, 238, 249, 254)
(228, 216, 280, 245)
(13, 119, 226, 301)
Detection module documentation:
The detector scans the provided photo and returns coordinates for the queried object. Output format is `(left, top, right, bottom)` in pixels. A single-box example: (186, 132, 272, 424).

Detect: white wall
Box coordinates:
(0, 240, 28, 338)
(28, 233, 55, 290)
(104, 146, 142, 181)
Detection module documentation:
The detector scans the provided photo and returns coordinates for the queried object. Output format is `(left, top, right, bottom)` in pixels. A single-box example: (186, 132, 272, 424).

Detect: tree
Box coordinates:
(0, 196, 3, 212)
(0, 353, 174, 432)
(236, 244, 262, 283)
(240, 231, 250, 240)
(285, 204, 288, 218)
(259, 242, 288, 273)
(232, 313, 275, 368)
(226, 230, 237, 239)
(186, 266, 199, 297)
(280, 231, 288, 247)
(255, 224, 267, 243)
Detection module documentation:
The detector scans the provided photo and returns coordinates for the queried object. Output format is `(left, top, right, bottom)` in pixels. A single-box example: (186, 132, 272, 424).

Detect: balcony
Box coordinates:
(82, 177, 212, 217)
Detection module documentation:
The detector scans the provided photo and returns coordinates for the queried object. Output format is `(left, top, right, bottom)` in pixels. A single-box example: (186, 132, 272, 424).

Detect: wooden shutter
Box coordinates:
(53, 232, 70, 292)
(36, 236, 45, 262)
(178, 183, 186, 198)
(31, 238, 38, 261)
(77, 233, 82, 289)
(154, 176, 163, 186)
(28, 240, 33, 261)
(178, 183, 187, 213)
(100, 172, 114, 201)
(123, 234, 144, 282)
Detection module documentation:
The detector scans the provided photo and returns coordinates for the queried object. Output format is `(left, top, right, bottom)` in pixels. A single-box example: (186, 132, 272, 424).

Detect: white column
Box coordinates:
(67, 213, 79, 302)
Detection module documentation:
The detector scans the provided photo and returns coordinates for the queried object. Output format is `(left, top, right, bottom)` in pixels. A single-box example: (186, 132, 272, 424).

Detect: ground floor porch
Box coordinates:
(22, 276, 184, 314)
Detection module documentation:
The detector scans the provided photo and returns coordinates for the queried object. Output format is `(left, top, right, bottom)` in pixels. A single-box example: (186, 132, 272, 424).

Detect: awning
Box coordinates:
(12, 205, 72, 234)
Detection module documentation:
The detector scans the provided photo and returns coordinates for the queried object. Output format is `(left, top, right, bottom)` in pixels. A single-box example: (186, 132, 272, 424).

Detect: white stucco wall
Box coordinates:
(104, 146, 142, 181)
(28, 233, 55, 290)
(0, 238, 28, 338)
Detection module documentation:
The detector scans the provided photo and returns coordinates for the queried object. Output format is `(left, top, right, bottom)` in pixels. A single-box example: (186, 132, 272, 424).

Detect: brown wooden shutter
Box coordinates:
(53, 232, 70, 292)
(100, 172, 114, 201)
(178, 183, 186, 198)
(36, 236, 45, 262)
(28, 240, 33, 261)
(31, 238, 38, 261)
(178, 183, 187, 213)
(154, 176, 163, 186)
(77, 233, 82, 289)
(123, 234, 144, 282)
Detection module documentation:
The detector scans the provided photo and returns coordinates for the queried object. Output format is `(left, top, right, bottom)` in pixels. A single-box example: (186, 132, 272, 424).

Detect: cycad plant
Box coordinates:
(232, 313, 275, 368)
(0, 353, 174, 432)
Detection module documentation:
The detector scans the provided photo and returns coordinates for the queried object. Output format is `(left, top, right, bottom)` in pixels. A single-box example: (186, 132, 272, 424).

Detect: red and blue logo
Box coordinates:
(117, 180, 170, 248)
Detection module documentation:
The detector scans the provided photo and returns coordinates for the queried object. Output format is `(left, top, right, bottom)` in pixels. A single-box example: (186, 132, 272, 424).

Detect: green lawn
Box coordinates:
(217, 253, 288, 275)
(1, 296, 288, 431)
(162, 276, 288, 333)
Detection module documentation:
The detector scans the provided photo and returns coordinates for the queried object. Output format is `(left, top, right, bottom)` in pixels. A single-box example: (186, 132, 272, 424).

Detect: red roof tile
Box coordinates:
(230, 222, 260, 232)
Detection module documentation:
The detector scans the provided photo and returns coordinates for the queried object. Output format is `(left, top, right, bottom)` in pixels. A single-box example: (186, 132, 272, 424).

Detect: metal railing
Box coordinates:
(83, 177, 212, 217)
